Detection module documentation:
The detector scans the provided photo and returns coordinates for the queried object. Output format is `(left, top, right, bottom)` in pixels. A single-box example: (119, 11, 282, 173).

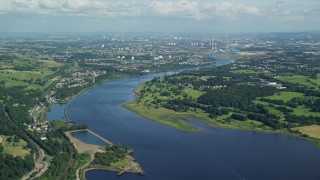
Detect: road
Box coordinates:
(21, 139, 50, 180)
(3, 106, 50, 180)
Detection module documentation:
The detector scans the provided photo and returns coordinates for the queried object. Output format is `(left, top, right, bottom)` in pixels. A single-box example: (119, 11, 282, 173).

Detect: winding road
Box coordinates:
(3, 106, 50, 180)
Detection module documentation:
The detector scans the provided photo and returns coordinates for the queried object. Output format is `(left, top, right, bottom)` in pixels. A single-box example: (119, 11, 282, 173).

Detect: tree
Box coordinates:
(0, 145, 3, 152)
(13, 136, 19, 143)
(7, 137, 12, 143)
(231, 113, 246, 121)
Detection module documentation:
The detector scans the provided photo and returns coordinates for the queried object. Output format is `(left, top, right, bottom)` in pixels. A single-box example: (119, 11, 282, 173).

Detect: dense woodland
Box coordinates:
(0, 105, 35, 179)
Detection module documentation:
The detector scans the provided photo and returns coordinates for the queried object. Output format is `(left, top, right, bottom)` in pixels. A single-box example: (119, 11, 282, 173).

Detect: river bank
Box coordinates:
(125, 101, 320, 149)
(122, 58, 320, 148)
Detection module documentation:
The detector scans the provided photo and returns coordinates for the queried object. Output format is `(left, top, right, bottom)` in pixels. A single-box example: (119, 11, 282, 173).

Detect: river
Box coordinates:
(47, 60, 320, 180)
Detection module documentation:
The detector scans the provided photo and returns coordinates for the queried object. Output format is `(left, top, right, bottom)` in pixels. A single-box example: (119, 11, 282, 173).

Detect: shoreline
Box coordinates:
(123, 96, 320, 149)
(65, 129, 144, 180)
(119, 55, 320, 149)
(57, 73, 132, 104)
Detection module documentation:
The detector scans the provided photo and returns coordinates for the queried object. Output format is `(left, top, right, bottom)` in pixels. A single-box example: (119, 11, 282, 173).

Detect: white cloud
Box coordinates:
(0, 0, 316, 23)
(0, 0, 260, 19)
(201, 2, 260, 19)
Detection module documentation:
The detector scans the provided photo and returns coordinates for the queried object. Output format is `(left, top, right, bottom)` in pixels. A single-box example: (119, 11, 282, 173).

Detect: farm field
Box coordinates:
(0, 52, 63, 89)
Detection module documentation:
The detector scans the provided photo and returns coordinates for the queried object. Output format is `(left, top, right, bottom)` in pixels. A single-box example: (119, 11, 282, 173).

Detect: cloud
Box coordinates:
(260, 1, 315, 23)
(0, 0, 260, 19)
(0, 0, 316, 23)
(39, 0, 62, 9)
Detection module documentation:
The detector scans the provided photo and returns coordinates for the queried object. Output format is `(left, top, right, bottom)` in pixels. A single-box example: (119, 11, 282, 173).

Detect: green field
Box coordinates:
(217, 53, 239, 60)
(0, 70, 53, 80)
(39, 60, 63, 68)
(309, 74, 320, 86)
(277, 75, 319, 88)
(231, 70, 257, 74)
(0, 53, 63, 89)
(253, 99, 285, 119)
(1, 135, 31, 158)
(124, 103, 199, 132)
(125, 101, 276, 133)
(293, 106, 320, 117)
(182, 89, 204, 99)
(265, 92, 304, 102)
(230, 119, 272, 131)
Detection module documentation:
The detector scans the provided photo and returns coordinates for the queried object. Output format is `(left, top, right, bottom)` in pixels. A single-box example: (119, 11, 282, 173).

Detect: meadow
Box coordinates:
(0, 135, 31, 158)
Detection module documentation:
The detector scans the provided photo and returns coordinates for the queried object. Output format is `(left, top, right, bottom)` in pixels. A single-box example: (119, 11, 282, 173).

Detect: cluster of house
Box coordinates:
(55, 70, 106, 89)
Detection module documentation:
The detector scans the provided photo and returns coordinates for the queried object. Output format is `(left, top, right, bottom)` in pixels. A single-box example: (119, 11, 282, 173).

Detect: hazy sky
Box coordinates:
(0, 0, 319, 33)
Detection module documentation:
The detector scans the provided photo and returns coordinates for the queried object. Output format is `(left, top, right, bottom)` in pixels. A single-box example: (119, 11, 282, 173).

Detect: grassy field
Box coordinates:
(125, 102, 277, 133)
(217, 53, 239, 60)
(0, 70, 52, 80)
(277, 75, 319, 88)
(124, 103, 199, 132)
(265, 91, 304, 102)
(1, 135, 31, 158)
(293, 106, 320, 117)
(292, 125, 320, 139)
(309, 74, 320, 86)
(231, 120, 273, 131)
(39, 60, 63, 68)
(231, 70, 257, 74)
(182, 89, 204, 99)
(253, 100, 286, 120)
(0, 52, 63, 89)
(109, 155, 133, 169)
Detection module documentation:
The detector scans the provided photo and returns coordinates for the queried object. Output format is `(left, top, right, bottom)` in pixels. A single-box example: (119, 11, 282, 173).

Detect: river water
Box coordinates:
(47, 60, 320, 180)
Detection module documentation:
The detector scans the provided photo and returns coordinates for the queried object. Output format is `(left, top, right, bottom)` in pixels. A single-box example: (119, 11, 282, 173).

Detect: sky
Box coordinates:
(0, 0, 319, 33)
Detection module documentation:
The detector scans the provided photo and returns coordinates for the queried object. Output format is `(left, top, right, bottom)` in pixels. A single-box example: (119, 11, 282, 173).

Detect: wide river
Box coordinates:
(47, 60, 320, 180)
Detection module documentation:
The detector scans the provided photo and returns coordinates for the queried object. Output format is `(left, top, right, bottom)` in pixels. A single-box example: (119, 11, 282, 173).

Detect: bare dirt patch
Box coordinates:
(292, 125, 320, 139)
(65, 131, 104, 154)
(239, 51, 267, 56)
